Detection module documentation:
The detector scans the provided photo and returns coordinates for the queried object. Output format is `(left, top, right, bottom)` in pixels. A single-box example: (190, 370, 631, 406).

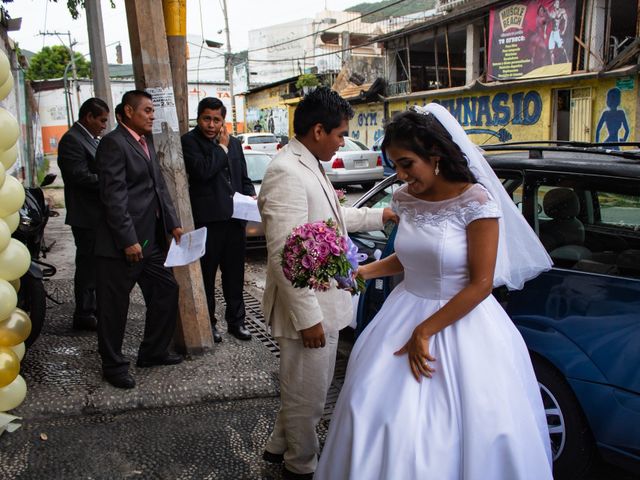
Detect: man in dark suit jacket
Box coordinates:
(181, 97, 255, 343)
(94, 90, 184, 389)
(57, 98, 109, 331)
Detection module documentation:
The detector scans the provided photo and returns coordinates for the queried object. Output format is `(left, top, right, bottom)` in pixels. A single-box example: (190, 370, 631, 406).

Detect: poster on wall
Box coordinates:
(487, 0, 576, 81)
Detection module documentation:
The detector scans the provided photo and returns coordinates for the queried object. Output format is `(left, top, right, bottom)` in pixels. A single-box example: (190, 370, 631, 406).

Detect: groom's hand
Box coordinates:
(382, 207, 399, 224)
(300, 322, 326, 348)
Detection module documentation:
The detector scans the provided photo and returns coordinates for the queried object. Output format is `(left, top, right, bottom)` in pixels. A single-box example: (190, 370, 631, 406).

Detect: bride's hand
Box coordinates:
(394, 324, 436, 382)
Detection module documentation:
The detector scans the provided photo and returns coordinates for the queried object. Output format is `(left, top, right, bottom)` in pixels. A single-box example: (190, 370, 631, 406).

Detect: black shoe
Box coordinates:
(282, 466, 313, 480)
(228, 325, 251, 341)
(136, 353, 184, 368)
(104, 372, 135, 389)
(212, 325, 222, 343)
(72, 314, 97, 331)
(262, 450, 284, 464)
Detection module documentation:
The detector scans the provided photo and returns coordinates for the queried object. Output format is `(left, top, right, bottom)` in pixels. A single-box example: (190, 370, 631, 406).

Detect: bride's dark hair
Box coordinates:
(381, 107, 477, 183)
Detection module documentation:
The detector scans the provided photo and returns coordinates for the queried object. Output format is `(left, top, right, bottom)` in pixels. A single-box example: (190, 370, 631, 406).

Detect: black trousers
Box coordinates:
(196, 219, 246, 328)
(71, 226, 97, 320)
(96, 243, 179, 376)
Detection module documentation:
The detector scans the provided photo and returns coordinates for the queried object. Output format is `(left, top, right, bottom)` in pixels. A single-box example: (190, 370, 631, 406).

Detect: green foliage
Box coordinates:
(295, 73, 320, 89)
(346, 0, 437, 23)
(26, 45, 91, 81)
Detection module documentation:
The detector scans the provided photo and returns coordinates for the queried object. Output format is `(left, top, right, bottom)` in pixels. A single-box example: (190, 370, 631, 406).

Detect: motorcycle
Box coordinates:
(12, 173, 58, 348)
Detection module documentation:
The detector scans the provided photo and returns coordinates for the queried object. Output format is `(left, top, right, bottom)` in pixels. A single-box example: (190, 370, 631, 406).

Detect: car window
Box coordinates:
(498, 173, 524, 213)
(351, 139, 368, 150)
(359, 181, 402, 240)
(339, 138, 366, 152)
(534, 179, 640, 279)
(245, 154, 271, 182)
(248, 135, 277, 144)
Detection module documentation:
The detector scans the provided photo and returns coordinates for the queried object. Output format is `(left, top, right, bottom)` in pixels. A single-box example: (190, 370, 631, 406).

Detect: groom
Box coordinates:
(258, 87, 396, 479)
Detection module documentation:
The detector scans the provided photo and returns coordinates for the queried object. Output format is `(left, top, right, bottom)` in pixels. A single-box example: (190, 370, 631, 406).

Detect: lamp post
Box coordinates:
(221, 0, 237, 134)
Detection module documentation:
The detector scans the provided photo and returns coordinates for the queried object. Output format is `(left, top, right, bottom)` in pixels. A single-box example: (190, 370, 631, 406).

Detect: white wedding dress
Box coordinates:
(315, 183, 553, 480)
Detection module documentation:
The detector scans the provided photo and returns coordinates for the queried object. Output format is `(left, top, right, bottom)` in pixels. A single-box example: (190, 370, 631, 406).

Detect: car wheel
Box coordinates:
(360, 182, 375, 191)
(531, 354, 596, 479)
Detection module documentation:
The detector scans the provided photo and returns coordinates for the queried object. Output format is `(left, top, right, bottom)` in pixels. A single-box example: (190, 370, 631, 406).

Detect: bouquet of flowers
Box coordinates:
(281, 219, 367, 294)
(335, 188, 347, 206)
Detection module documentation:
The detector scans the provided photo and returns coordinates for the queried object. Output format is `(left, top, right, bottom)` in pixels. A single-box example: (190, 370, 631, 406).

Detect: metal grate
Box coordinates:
(215, 288, 347, 418)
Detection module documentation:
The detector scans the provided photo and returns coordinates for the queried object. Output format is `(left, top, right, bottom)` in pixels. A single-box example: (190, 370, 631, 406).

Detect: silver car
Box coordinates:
(236, 133, 281, 156)
(243, 151, 272, 249)
(320, 137, 384, 190)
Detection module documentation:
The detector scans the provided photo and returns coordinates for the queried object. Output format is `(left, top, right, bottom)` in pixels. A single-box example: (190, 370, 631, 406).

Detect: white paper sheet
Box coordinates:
(164, 227, 208, 267)
(232, 192, 262, 222)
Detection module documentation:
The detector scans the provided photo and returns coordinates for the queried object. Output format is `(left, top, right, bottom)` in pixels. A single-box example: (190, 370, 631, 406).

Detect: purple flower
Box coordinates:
(301, 255, 314, 269)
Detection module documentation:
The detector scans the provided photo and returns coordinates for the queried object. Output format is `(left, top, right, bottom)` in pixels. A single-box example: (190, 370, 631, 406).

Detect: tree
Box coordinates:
(1, 0, 115, 20)
(26, 45, 91, 81)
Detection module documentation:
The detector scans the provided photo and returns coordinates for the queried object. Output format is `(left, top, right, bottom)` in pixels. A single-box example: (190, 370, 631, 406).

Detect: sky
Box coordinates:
(5, 0, 368, 64)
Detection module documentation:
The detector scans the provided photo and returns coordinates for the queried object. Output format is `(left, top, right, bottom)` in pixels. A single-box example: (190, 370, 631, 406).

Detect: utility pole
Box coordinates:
(221, 0, 237, 134)
(163, 0, 189, 135)
(125, 0, 214, 353)
(39, 31, 82, 117)
(85, 0, 114, 131)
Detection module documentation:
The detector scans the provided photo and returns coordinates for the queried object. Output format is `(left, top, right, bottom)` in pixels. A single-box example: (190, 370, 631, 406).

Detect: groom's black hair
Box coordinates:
(293, 86, 354, 136)
(381, 109, 477, 184)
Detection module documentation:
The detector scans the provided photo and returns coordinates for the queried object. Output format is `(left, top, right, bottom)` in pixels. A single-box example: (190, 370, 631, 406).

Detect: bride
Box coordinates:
(314, 104, 554, 479)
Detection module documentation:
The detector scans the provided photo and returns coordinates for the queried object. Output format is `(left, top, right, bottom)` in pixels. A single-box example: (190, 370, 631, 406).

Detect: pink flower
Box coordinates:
(301, 255, 314, 269)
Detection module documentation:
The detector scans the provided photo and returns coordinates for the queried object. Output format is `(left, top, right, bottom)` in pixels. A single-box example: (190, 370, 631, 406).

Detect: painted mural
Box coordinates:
(349, 104, 385, 147)
(246, 107, 289, 137)
(595, 87, 630, 148)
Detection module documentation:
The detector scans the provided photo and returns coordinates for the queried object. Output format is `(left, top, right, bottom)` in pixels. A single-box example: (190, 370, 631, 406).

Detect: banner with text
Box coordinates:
(488, 0, 576, 81)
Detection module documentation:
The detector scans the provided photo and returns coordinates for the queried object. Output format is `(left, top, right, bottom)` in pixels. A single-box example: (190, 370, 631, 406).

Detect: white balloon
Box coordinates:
(2, 211, 19, 234)
(0, 175, 25, 218)
(10, 342, 24, 361)
(0, 144, 17, 171)
(0, 75, 13, 102)
(0, 50, 9, 87)
(0, 239, 30, 281)
(0, 374, 26, 412)
(0, 218, 10, 252)
(0, 280, 17, 325)
(0, 109, 19, 152)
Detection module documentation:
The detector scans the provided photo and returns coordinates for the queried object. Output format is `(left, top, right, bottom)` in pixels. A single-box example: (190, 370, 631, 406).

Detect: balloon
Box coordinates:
(3, 211, 19, 234)
(0, 374, 26, 412)
(0, 74, 13, 102)
(0, 109, 19, 152)
(0, 162, 6, 190)
(0, 284, 19, 330)
(0, 50, 9, 87)
(0, 239, 30, 281)
(0, 175, 25, 218)
(10, 342, 24, 361)
(0, 144, 17, 171)
(0, 218, 9, 252)
(0, 346, 19, 388)
(8, 278, 19, 293)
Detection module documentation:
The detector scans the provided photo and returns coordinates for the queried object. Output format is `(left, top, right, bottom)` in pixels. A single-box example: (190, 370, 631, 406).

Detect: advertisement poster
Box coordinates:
(488, 0, 576, 81)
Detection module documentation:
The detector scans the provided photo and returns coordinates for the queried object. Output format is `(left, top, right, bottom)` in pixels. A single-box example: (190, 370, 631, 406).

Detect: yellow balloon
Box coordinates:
(10, 342, 24, 361)
(0, 346, 19, 388)
(8, 277, 19, 293)
(0, 144, 17, 171)
(0, 74, 13, 103)
(0, 283, 18, 329)
(0, 175, 25, 218)
(3, 211, 19, 234)
(0, 162, 6, 190)
(0, 109, 19, 152)
(0, 218, 10, 252)
(0, 50, 9, 87)
(0, 374, 26, 412)
(0, 239, 30, 281)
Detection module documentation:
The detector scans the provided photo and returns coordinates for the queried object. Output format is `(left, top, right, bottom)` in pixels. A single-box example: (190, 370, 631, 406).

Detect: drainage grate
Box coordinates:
(215, 289, 347, 418)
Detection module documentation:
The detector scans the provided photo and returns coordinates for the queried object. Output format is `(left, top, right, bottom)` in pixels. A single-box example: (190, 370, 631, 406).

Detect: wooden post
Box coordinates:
(445, 25, 452, 88)
(162, 0, 189, 135)
(124, 0, 214, 354)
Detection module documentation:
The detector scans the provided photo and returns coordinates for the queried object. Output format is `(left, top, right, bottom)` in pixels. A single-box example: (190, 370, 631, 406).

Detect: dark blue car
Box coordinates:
(350, 143, 640, 479)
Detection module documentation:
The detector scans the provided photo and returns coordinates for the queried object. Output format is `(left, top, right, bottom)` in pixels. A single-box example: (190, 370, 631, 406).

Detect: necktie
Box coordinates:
(139, 135, 150, 159)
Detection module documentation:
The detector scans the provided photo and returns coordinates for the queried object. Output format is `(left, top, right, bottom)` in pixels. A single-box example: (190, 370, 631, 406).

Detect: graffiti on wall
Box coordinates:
(246, 107, 288, 137)
(595, 87, 629, 149)
(350, 109, 384, 147)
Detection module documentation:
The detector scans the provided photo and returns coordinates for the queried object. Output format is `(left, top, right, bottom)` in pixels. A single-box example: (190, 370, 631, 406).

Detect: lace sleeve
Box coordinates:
(461, 185, 501, 226)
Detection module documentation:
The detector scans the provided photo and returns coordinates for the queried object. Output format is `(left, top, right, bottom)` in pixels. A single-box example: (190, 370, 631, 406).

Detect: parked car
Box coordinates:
(236, 133, 281, 155)
(349, 143, 640, 479)
(243, 151, 272, 248)
(371, 135, 395, 177)
(320, 136, 384, 190)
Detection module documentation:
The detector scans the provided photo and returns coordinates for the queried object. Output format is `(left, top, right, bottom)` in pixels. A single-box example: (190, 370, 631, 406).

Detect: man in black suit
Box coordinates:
(57, 98, 109, 331)
(181, 97, 255, 342)
(94, 90, 184, 389)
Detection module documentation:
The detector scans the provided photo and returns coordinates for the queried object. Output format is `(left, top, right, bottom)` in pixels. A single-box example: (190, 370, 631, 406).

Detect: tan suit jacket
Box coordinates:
(258, 138, 384, 339)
